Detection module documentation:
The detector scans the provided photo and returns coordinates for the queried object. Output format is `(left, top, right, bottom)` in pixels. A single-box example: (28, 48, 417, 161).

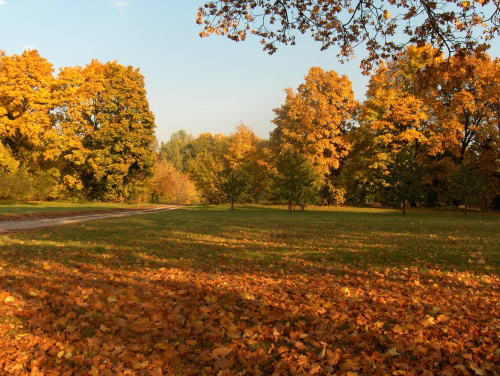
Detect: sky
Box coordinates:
(1, 1, 497, 143)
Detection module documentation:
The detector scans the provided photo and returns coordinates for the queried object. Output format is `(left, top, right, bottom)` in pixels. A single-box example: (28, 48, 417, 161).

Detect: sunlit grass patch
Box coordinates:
(0, 201, 150, 216)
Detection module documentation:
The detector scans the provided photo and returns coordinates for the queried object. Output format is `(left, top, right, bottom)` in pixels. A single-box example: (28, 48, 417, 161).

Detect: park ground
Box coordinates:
(0, 204, 499, 375)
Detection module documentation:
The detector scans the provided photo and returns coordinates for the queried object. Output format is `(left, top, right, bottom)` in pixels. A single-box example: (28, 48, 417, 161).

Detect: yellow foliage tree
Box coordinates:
(56, 60, 157, 200)
(0, 50, 59, 172)
(271, 67, 358, 176)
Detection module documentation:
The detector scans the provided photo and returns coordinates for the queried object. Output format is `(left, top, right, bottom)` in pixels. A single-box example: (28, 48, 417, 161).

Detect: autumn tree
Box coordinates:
(223, 124, 270, 207)
(359, 45, 455, 207)
(158, 130, 195, 172)
(424, 51, 500, 207)
(386, 147, 425, 214)
(361, 45, 443, 158)
(271, 67, 357, 204)
(434, 52, 500, 164)
(149, 159, 199, 204)
(56, 60, 156, 201)
(197, 0, 500, 72)
(272, 149, 320, 212)
(219, 165, 248, 211)
(271, 67, 357, 174)
(185, 132, 229, 204)
(449, 164, 484, 215)
(0, 50, 59, 173)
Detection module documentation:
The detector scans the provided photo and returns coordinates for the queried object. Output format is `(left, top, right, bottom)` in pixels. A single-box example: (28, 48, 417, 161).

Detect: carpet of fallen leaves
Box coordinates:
(0, 207, 499, 375)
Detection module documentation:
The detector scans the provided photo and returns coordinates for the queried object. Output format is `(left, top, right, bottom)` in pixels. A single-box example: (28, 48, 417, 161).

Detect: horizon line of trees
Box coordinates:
(2, 47, 499, 212)
(159, 45, 500, 213)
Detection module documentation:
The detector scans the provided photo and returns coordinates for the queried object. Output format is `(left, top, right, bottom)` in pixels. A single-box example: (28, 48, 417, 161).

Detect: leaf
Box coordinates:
(132, 360, 149, 370)
(322, 300, 333, 309)
(212, 347, 230, 357)
(318, 348, 326, 359)
(437, 314, 450, 322)
(3, 296, 15, 303)
(154, 342, 173, 350)
(204, 293, 217, 303)
(392, 324, 405, 334)
(384, 10, 391, 19)
(88, 366, 99, 376)
(469, 362, 485, 375)
(106, 295, 118, 303)
(240, 291, 256, 300)
(148, 368, 163, 376)
(325, 349, 342, 366)
(387, 347, 401, 356)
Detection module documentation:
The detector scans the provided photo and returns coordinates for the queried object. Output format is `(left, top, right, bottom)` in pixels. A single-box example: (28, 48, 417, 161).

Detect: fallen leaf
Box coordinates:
(212, 347, 230, 357)
(132, 360, 149, 369)
(240, 291, 256, 300)
(387, 347, 401, 356)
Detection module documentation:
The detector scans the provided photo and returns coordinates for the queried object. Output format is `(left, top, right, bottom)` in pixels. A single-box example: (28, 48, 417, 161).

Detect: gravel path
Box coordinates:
(0, 205, 182, 233)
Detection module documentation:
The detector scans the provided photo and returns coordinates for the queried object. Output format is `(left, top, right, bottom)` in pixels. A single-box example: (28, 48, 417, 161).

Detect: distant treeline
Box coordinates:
(159, 45, 500, 213)
(2, 47, 499, 211)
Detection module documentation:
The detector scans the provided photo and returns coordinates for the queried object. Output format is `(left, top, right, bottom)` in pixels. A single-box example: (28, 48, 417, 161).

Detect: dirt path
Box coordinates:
(0, 205, 183, 233)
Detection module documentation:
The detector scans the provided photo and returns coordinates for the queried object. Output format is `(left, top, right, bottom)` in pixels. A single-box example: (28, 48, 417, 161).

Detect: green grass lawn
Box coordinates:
(0, 202, 150, 216)
(0, 206, 498, 375)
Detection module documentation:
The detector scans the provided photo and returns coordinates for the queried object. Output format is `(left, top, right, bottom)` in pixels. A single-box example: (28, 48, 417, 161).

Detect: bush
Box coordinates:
(0, 170, 33, 201)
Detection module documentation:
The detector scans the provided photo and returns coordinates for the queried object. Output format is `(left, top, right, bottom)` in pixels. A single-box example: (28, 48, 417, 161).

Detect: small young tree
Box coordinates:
(273, 150, 320, 213)
(386, 148, 425, 215)
(219, 165, 248, 211)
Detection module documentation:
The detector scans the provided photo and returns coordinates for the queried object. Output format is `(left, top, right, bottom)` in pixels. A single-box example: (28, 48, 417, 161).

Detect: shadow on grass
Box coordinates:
(0, 206, 499, 374)
(2, 205, 499, 275)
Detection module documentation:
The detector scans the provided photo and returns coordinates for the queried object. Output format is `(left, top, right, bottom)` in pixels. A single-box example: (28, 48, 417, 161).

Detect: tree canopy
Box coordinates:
(197, 0, 500, 71)
(0, 51, 157, 202)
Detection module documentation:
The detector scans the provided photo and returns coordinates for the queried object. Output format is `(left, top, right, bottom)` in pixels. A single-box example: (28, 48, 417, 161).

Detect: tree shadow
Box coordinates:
(0, 207, 499, 374)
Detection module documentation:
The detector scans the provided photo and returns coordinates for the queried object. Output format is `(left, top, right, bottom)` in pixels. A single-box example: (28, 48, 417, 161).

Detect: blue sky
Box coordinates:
(1, 1, 497, 143)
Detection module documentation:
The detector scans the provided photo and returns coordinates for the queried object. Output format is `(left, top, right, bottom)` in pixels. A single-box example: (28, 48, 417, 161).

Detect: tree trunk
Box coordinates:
(402, 200, 406, 215)
(231, 198, 234, 212)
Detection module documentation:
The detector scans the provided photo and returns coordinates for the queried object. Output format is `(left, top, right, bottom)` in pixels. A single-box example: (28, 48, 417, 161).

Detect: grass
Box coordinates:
(0, 205, 499, 375)
(0, 201, 151, 216)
